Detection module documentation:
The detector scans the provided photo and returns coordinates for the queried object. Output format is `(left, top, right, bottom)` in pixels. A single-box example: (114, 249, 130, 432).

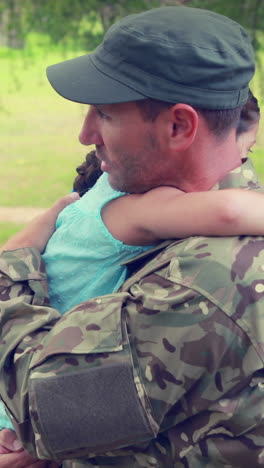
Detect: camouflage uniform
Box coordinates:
(0, 158, 264, 468)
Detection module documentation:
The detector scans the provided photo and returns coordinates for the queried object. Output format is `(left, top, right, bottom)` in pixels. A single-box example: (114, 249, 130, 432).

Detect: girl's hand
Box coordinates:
(1, 193, 79, 254)
(0, 451, 60, 467)
(0, 429, 60, 467)
(0, 428, 22, 453)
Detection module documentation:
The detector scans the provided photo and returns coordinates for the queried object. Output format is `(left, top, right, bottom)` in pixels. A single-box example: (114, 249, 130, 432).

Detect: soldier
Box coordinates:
(0, 6, 263, 468)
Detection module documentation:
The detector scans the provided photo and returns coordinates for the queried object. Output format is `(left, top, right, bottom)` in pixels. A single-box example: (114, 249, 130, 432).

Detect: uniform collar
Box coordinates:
(211, 157, 260, 190)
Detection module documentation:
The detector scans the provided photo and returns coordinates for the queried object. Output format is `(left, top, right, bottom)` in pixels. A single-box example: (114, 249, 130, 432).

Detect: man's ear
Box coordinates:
(167, 103, 199, 151)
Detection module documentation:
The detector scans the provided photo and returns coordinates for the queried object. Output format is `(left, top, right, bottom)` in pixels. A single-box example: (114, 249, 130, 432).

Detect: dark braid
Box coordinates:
(73, 150, 103, 197)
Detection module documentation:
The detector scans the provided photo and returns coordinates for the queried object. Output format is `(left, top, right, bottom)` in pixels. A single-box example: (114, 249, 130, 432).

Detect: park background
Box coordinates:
(1, 0, 264, 245)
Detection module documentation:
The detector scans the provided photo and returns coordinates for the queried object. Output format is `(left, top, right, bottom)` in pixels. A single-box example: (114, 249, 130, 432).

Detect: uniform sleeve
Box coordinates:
(0, 248, 158, 461)
(122, 253, 264, 466)
(0, 248, 263, 466)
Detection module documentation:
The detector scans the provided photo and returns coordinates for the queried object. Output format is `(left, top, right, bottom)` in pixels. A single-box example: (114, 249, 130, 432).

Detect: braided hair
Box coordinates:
(73, 150, 103, 197)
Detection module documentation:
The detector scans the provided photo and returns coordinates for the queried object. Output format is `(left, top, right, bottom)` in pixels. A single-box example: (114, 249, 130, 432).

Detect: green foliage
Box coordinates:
(0, 0, 160, 51)
(190, 0, 264, 54)
(0, 46, 87, 207)
(250, 147, 264, 180)
(1, 0, 263, 53)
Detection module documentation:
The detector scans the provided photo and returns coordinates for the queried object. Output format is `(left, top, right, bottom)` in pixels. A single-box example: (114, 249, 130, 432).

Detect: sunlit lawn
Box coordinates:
(1, 43, 91, 208)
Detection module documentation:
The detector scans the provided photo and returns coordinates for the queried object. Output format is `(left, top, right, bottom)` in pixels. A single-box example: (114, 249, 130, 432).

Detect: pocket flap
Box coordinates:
(30, 292, 130, 368)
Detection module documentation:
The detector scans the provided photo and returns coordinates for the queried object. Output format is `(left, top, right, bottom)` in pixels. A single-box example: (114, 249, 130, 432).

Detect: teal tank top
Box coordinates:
(43, 172, 154, 314)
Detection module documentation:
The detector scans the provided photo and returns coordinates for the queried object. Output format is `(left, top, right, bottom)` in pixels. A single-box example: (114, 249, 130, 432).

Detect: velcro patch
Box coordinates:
(30, 362, 155, 457)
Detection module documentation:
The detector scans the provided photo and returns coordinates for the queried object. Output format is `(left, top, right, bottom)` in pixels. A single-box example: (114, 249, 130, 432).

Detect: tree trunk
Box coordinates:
(0, 0, 25, 49)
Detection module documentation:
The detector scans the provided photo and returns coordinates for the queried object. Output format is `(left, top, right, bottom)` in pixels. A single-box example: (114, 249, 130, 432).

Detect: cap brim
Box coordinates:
(46, 54, 147, 105)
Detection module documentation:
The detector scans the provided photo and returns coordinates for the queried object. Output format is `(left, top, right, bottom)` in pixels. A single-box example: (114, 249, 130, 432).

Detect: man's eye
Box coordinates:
(96, 108, 109, 119)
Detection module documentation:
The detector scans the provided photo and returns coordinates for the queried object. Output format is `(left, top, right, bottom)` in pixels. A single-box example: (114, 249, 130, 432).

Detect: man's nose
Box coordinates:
(79, 107, 103, 145)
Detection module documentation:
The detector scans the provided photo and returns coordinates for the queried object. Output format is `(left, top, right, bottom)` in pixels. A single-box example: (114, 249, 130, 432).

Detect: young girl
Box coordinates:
(0, 91, 261, 433)
(237, 90, 260, 158)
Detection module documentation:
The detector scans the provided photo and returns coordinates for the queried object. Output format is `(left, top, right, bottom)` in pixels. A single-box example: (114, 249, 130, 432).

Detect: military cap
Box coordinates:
(47, 6, 255, 109)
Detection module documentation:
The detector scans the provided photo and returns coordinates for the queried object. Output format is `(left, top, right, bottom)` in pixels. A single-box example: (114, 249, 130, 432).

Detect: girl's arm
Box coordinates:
(102, 186, 264, 245)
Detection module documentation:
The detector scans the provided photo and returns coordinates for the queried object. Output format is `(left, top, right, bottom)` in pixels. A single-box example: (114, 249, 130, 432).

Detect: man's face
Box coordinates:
(79, 102, 172, 193)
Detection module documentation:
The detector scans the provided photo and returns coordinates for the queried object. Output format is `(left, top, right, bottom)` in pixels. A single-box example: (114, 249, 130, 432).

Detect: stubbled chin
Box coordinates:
(107, 174, 123, 192)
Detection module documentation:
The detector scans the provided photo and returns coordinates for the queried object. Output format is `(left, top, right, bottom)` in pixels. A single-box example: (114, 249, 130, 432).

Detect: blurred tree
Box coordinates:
(0, 0, 26, 48)
(189, 0, 264, 50)
(0, 0, 263, 54)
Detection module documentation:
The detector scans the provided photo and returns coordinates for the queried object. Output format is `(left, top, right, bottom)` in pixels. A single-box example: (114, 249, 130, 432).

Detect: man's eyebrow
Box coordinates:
(94, 104, 109, 112)
(95, 104, 107, 108)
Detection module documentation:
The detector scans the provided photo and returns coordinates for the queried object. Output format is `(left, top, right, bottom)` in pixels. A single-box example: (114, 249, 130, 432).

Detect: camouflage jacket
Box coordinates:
(0, 159, 264, 468)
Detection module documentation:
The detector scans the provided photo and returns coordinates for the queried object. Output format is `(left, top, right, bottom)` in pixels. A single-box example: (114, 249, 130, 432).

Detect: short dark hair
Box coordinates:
(136, 99, 243, 138)
(136, 99, 172, 122)
(74, 93, 260, 198)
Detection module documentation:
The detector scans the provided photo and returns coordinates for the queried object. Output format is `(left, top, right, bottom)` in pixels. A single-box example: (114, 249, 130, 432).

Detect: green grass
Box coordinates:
(251, 147, 264, 179)
(0, 223, 25, 246)
(1, 44, 93, 207)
